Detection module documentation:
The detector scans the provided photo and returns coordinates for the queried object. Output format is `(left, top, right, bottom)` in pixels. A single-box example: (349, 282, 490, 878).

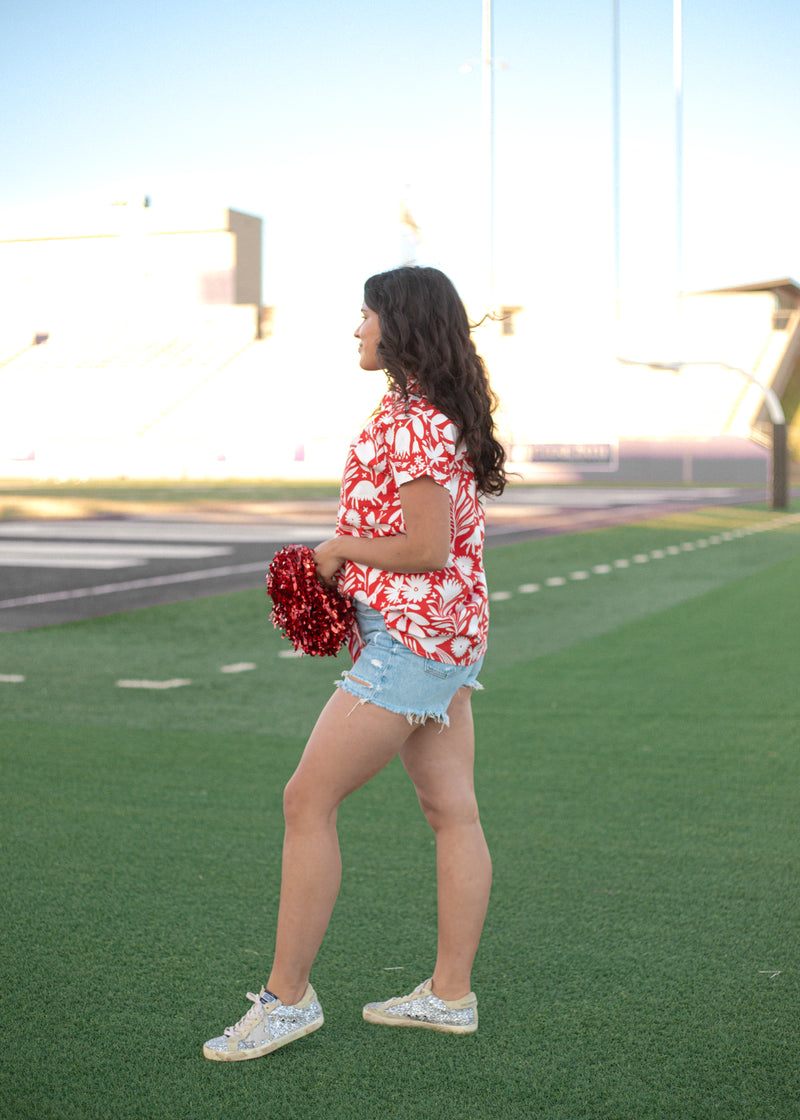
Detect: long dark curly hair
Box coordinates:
(363, 266, 508, 496)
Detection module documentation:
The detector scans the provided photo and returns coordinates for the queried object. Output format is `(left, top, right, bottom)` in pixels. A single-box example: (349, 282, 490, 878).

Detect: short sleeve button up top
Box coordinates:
(336, 385, 488, 666)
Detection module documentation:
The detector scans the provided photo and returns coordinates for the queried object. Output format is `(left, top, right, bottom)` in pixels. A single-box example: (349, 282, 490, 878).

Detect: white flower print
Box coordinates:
(449, 636, 471, 658)
(335, 391, 488, 666)
(436, 578, 463, 607)
(384, 576, 407, 605)
(402, 575, 431, 603)
(393, 424, 411, 457)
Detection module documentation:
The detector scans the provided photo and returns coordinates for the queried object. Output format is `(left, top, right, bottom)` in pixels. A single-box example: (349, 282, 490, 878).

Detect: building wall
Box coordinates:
(0, 204, 262, 341)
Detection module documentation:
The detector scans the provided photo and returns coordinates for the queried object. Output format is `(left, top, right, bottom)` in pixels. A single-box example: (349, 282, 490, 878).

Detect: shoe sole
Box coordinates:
(362, 1007, 476, 1034)
(203, 1014, 324, 1061)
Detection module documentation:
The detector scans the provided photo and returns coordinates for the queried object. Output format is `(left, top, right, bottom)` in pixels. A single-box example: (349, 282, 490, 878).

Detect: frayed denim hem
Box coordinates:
(334, 676, 483, 729)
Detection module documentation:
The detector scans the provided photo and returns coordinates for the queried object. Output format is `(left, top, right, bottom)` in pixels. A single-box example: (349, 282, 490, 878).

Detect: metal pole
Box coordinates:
(482, 0, 495, 311)
(617, 357, 789, 509)
(771, 422, 789, 510)
(612, 0, 621, 327)
(673, 0, 683, 299)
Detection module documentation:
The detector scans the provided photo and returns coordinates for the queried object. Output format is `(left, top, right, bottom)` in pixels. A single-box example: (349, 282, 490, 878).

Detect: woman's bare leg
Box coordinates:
(266, 688, 414, 1005)
(399, 687, 491, 1001)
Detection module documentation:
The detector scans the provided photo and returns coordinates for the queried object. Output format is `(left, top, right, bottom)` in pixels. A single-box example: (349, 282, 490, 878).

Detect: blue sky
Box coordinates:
(2, 0, 799, 317)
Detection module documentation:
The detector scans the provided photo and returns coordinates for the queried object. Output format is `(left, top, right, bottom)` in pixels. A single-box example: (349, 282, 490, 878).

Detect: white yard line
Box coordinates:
(0, 560, 269, 610)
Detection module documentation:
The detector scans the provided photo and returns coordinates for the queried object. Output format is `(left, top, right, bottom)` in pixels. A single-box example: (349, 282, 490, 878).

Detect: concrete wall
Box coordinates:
(0, 204, 262, 341)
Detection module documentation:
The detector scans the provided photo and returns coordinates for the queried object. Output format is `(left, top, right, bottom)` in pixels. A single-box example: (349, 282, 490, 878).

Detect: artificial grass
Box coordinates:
(1, 506, 799, 1118)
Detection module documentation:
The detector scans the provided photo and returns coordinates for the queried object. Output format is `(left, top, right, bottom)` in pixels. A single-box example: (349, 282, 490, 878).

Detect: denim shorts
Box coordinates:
(336, 602, 483, 727)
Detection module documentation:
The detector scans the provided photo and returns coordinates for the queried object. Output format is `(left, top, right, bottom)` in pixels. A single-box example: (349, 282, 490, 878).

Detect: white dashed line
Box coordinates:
(486, 512, 800, 606)
(116, 679, 193, 690)
(0, 561, 268, 611)
(6, 514, 798, 694)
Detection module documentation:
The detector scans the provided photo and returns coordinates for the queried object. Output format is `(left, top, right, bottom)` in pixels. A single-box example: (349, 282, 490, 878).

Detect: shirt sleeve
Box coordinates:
(385, 403, 458, 489)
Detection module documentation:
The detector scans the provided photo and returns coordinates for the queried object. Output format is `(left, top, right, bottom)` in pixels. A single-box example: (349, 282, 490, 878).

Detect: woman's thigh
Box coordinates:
(286, 687, 416, 814)
(398, 687, 480, 825)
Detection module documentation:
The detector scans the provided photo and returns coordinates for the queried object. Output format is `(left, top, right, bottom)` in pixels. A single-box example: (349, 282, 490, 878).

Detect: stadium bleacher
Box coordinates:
(1, 204, 798, 482)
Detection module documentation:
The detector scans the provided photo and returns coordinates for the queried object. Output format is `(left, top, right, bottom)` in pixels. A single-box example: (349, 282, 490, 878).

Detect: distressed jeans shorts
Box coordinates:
(335, 603, 483, 727)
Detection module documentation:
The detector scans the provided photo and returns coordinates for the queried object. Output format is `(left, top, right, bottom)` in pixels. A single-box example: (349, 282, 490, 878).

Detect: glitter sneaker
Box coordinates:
(203, 984, 323, 1061)
(362, 978, 477, 1034)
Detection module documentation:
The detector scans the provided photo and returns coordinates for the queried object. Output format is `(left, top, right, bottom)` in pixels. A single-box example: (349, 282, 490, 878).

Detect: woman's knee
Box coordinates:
(282, 769, 340, 828)
(417, 789, 480, 834)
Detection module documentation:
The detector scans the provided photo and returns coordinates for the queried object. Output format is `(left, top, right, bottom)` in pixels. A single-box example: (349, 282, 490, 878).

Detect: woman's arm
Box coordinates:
(314, 475, 451, 585)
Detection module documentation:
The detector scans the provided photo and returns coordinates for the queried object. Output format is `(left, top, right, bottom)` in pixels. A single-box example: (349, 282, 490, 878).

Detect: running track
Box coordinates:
(0, 486, 775, 631)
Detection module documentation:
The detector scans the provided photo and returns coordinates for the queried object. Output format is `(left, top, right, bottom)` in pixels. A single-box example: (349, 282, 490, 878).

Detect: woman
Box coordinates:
(204, 266, 507, 1061)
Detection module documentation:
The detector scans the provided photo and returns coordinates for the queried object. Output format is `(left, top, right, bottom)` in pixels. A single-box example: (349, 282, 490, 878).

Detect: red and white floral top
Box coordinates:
(336, 385, 488, 666)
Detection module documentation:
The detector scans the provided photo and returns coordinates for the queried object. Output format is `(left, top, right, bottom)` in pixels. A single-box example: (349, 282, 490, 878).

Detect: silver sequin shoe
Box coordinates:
(362, 978, 477, 1034)
(203, 984, 323, 1061)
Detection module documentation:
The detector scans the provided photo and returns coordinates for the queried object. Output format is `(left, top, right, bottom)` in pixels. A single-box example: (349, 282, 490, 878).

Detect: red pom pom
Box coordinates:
(265, 544, 355, 657)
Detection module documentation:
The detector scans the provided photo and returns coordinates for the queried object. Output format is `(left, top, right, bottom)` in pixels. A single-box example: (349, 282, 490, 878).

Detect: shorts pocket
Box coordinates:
(423, 659, 458, 681)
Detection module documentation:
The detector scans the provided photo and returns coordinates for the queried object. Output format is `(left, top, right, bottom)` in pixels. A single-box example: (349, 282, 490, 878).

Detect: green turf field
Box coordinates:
(2, 504, 799, 1119)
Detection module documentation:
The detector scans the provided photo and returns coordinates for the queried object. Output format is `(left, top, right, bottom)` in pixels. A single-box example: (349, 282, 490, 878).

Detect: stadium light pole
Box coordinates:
(612, 0, 621, 328)
(482, 0, 496, 312)
(618, 358, 789, 509)
(612, 0, 684, 314)
(673, 0, 683, 300)
(615, 3, 788, 510)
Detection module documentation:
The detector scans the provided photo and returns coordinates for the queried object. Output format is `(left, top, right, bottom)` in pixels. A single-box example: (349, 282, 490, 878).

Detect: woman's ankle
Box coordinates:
(265, 976, 310, 1007)
(430, 974, 472, 1002)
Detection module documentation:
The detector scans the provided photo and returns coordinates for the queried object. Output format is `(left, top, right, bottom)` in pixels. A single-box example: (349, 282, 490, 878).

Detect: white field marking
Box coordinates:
(0, 674, 25, 683)
(116, 679, 192, 690)
(220, 662, 257, 673)
(0, 560, 268, 610)
(486, 513, 800, 607)
(0, 555, 148, 570)
(0, 540, 231, 570)
(278, 649, 304, 659)
(0, 540, 231, 558)
(0, 521, 325, 543)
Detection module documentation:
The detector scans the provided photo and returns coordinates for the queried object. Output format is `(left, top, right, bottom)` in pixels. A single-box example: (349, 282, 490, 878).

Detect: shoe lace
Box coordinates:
(224, 991, 264, 1039)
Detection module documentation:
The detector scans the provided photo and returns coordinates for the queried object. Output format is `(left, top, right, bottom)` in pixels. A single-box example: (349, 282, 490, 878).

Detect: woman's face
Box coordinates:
(354, 302, 382, 370)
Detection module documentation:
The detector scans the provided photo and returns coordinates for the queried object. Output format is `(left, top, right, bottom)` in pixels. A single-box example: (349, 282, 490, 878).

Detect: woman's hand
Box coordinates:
(314, 537, 346, 589)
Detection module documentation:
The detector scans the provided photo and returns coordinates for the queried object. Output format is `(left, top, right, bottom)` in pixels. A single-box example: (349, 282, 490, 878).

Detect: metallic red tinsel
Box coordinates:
(265, 543, 355, 657)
